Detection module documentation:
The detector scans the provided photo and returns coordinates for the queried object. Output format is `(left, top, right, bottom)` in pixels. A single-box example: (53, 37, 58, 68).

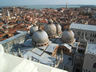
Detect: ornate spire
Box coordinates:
(83, 33, 87, 42)
(48, 19, 53, 24)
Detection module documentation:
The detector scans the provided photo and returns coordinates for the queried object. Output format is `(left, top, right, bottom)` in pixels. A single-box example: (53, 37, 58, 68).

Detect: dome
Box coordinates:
(61, 30, 75, 44)
(32, 30, 49, 46)
(44, 23, 56, 38)
(30, 25, 38, 35)
(56, 24, 62, 35)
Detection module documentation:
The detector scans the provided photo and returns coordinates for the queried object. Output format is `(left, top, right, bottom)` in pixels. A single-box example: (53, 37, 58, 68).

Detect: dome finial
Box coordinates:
(48, 19, 53, 24)
(30, 24, 38, 35)
(37, 22, 43, 31)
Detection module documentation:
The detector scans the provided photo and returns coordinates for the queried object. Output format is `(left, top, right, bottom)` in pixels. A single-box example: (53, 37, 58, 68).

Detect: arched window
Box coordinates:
(93, 63, 96, 68)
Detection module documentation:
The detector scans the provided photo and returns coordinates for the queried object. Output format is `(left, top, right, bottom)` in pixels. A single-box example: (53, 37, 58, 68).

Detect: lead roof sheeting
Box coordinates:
(70, 23, 96, 32)
(63, 44, 72, 50)
(45, 43, 58, 53)
(39, 58, 54, 65)
(38, 46, 47, 50)
(39, 53, 55, 65)
(23, 39, 32, 47)
(51, 39, 57, 42)
(23, 51, 40, 59)
(23, 51, 54, 65)
(20, 47, 34, 51)
(54, 38, 63, 44)
(32, 48, 43, 55)
(41, 53, 56, 62)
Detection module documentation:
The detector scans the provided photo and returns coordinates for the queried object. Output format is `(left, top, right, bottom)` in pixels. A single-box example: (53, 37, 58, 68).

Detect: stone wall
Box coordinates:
(82, 54, 96, 72)
(0, 32, 27, 53)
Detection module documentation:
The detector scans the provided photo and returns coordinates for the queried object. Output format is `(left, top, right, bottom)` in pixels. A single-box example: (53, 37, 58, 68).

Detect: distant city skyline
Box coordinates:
(0, 0, 96, 6)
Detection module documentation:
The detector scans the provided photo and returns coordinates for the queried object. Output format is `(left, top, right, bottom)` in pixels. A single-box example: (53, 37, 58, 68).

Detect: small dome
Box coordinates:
(32, 30, 49, 46)
(30, 25, 38, 34)
(56, 24, 62, 35)
(61, 30, 75, 44)
(44, 23, 56, 38)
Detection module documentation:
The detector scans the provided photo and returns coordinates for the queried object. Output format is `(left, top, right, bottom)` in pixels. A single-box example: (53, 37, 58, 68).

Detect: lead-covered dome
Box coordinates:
(32, 30, 49, 46)
(61, 29, 75, 44)
(44, 23, 56, 38)
(30, 25, 38, 35)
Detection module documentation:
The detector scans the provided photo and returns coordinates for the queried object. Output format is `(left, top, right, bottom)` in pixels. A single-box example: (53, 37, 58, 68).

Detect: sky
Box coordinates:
(0, 0, 96, 6)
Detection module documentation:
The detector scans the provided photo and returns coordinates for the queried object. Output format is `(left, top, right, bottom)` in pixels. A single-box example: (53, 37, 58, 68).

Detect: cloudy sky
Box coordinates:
(0, 0, 96, 6)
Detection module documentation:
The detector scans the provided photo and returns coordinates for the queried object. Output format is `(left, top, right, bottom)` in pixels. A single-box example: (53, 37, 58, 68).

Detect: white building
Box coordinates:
(0, 49, 68, 72)
(82, 44, 96, 72)
(70, 23, 96, 44)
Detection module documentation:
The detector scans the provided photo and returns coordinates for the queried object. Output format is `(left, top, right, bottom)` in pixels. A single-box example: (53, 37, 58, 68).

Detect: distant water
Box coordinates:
(1, 5, 96, 9)
(24, 5, 80, 9)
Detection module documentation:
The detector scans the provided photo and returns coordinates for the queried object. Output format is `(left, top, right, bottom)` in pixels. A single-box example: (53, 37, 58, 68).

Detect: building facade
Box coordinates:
(82, 44, 96, 72)
(70, 23, 96, 44)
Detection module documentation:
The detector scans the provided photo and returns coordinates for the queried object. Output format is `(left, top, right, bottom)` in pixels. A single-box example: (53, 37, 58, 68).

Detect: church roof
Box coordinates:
(70, 23, 96, 32)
